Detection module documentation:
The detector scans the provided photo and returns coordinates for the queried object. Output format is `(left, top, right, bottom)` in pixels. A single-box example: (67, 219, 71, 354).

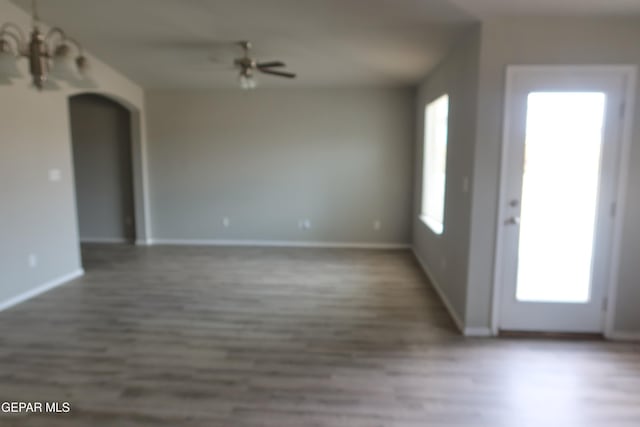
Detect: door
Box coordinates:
(498, 66, 631, 333)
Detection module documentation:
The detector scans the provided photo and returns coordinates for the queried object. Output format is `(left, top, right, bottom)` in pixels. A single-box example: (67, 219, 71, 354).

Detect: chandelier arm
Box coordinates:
(44, 27, 66, 44)
(45, 27, 84, 55)
(0, 28, 26, 56)
(0, 22, 27, 47)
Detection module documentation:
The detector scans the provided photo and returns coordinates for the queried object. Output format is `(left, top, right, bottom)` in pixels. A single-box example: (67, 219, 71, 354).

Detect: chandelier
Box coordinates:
(0, 0, 90, 90)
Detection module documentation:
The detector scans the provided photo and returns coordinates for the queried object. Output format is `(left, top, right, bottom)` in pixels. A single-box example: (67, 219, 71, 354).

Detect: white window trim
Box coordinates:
(420, 215, 444, 235)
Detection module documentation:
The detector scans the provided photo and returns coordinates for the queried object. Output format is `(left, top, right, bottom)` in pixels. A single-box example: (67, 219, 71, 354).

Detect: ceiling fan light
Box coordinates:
(238, 73, 257, 90)
(0, 40, 23, 78)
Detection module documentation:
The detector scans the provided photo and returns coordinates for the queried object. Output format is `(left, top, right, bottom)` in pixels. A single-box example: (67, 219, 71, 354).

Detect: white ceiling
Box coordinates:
(10, 0, 640, 89)
(11, 0, 474, 88)
(450, 0, 640, 18)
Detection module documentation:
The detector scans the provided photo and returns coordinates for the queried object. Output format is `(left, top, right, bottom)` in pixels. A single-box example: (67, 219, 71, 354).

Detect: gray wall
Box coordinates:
(0, 85, 82, 304)
(70, 94, 135, 242)
(466, 17, 640, 332)
(0, 0, 147, 309)
(146, 88, 414, 244)
(412, 28, 481, 325)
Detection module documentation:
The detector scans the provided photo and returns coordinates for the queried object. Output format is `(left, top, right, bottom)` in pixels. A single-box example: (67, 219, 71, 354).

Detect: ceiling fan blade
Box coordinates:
(259, 69, 297, 79)
(257, 61, 285, 68)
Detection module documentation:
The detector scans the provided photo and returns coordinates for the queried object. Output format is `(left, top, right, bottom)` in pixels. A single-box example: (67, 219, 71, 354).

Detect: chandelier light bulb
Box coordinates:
(0, 39, 23, 78)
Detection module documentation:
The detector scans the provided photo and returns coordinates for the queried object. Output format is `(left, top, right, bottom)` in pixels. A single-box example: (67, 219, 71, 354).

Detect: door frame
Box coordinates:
(490, 65, 637, 338)
(68, 91, 152, 245)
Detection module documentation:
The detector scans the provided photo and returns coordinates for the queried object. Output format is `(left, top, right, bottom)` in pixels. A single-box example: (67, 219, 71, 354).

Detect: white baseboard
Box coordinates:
(0, 269, 84, 313)
(135, 239, 152, 246)
(608, 331, 640, 342)
(80, 237, 129, 244)
(412, 248, 465, 334)
(149, 238, 410, 250)
(463, 327, 494, 337)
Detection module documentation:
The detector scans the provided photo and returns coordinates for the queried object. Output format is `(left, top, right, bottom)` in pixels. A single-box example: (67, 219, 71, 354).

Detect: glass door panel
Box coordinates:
(516, 92, 606, 303)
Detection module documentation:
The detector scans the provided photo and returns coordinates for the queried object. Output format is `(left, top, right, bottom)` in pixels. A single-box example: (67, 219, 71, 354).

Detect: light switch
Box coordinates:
(48, 169, 61, 182)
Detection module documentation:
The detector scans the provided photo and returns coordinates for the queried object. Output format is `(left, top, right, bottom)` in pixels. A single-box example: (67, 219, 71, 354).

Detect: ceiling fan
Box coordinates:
(233, 41, 296, 89)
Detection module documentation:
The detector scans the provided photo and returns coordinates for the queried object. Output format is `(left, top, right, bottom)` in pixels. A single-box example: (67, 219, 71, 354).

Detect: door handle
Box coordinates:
(505, 216, 520, 225)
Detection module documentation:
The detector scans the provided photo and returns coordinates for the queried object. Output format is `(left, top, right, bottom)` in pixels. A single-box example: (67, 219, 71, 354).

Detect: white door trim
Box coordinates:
(603, 66, 637, 339)
(490, 65, 637, 338)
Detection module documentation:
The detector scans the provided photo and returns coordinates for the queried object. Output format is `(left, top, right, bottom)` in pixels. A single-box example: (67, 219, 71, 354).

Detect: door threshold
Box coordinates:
(499, 330, 604, 341)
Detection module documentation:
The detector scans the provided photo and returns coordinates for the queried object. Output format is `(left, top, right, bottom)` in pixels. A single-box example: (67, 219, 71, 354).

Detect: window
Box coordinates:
(421, 94, 449, 235)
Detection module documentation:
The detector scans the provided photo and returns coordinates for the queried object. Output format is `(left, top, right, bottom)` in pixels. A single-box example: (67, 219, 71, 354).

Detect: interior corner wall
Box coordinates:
(412, 27, 481, 326)
(0, 0, 147, 306)
(466, 17, 640, 333)
(145, 88, 414, 245)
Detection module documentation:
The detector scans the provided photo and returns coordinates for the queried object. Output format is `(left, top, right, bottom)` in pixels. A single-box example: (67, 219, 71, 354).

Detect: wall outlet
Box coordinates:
(299, 219, 311, 230)
(48, 169, 61, 182)
(222, 217, 230, 228)
(373, 220, 382, 231)
(440, 256, 447, 271)
(28, 254, 38, 269)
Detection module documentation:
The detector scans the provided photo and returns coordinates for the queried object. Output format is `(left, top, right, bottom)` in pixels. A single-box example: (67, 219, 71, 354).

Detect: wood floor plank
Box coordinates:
(0, 244, 638, 426)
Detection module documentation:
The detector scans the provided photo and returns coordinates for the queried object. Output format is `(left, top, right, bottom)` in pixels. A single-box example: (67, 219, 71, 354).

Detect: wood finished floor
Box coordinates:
(0, 245, 639, 427)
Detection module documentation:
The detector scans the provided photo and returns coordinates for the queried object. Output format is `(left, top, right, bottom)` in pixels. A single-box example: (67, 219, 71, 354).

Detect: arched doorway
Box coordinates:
(69, 94, 136, 245)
